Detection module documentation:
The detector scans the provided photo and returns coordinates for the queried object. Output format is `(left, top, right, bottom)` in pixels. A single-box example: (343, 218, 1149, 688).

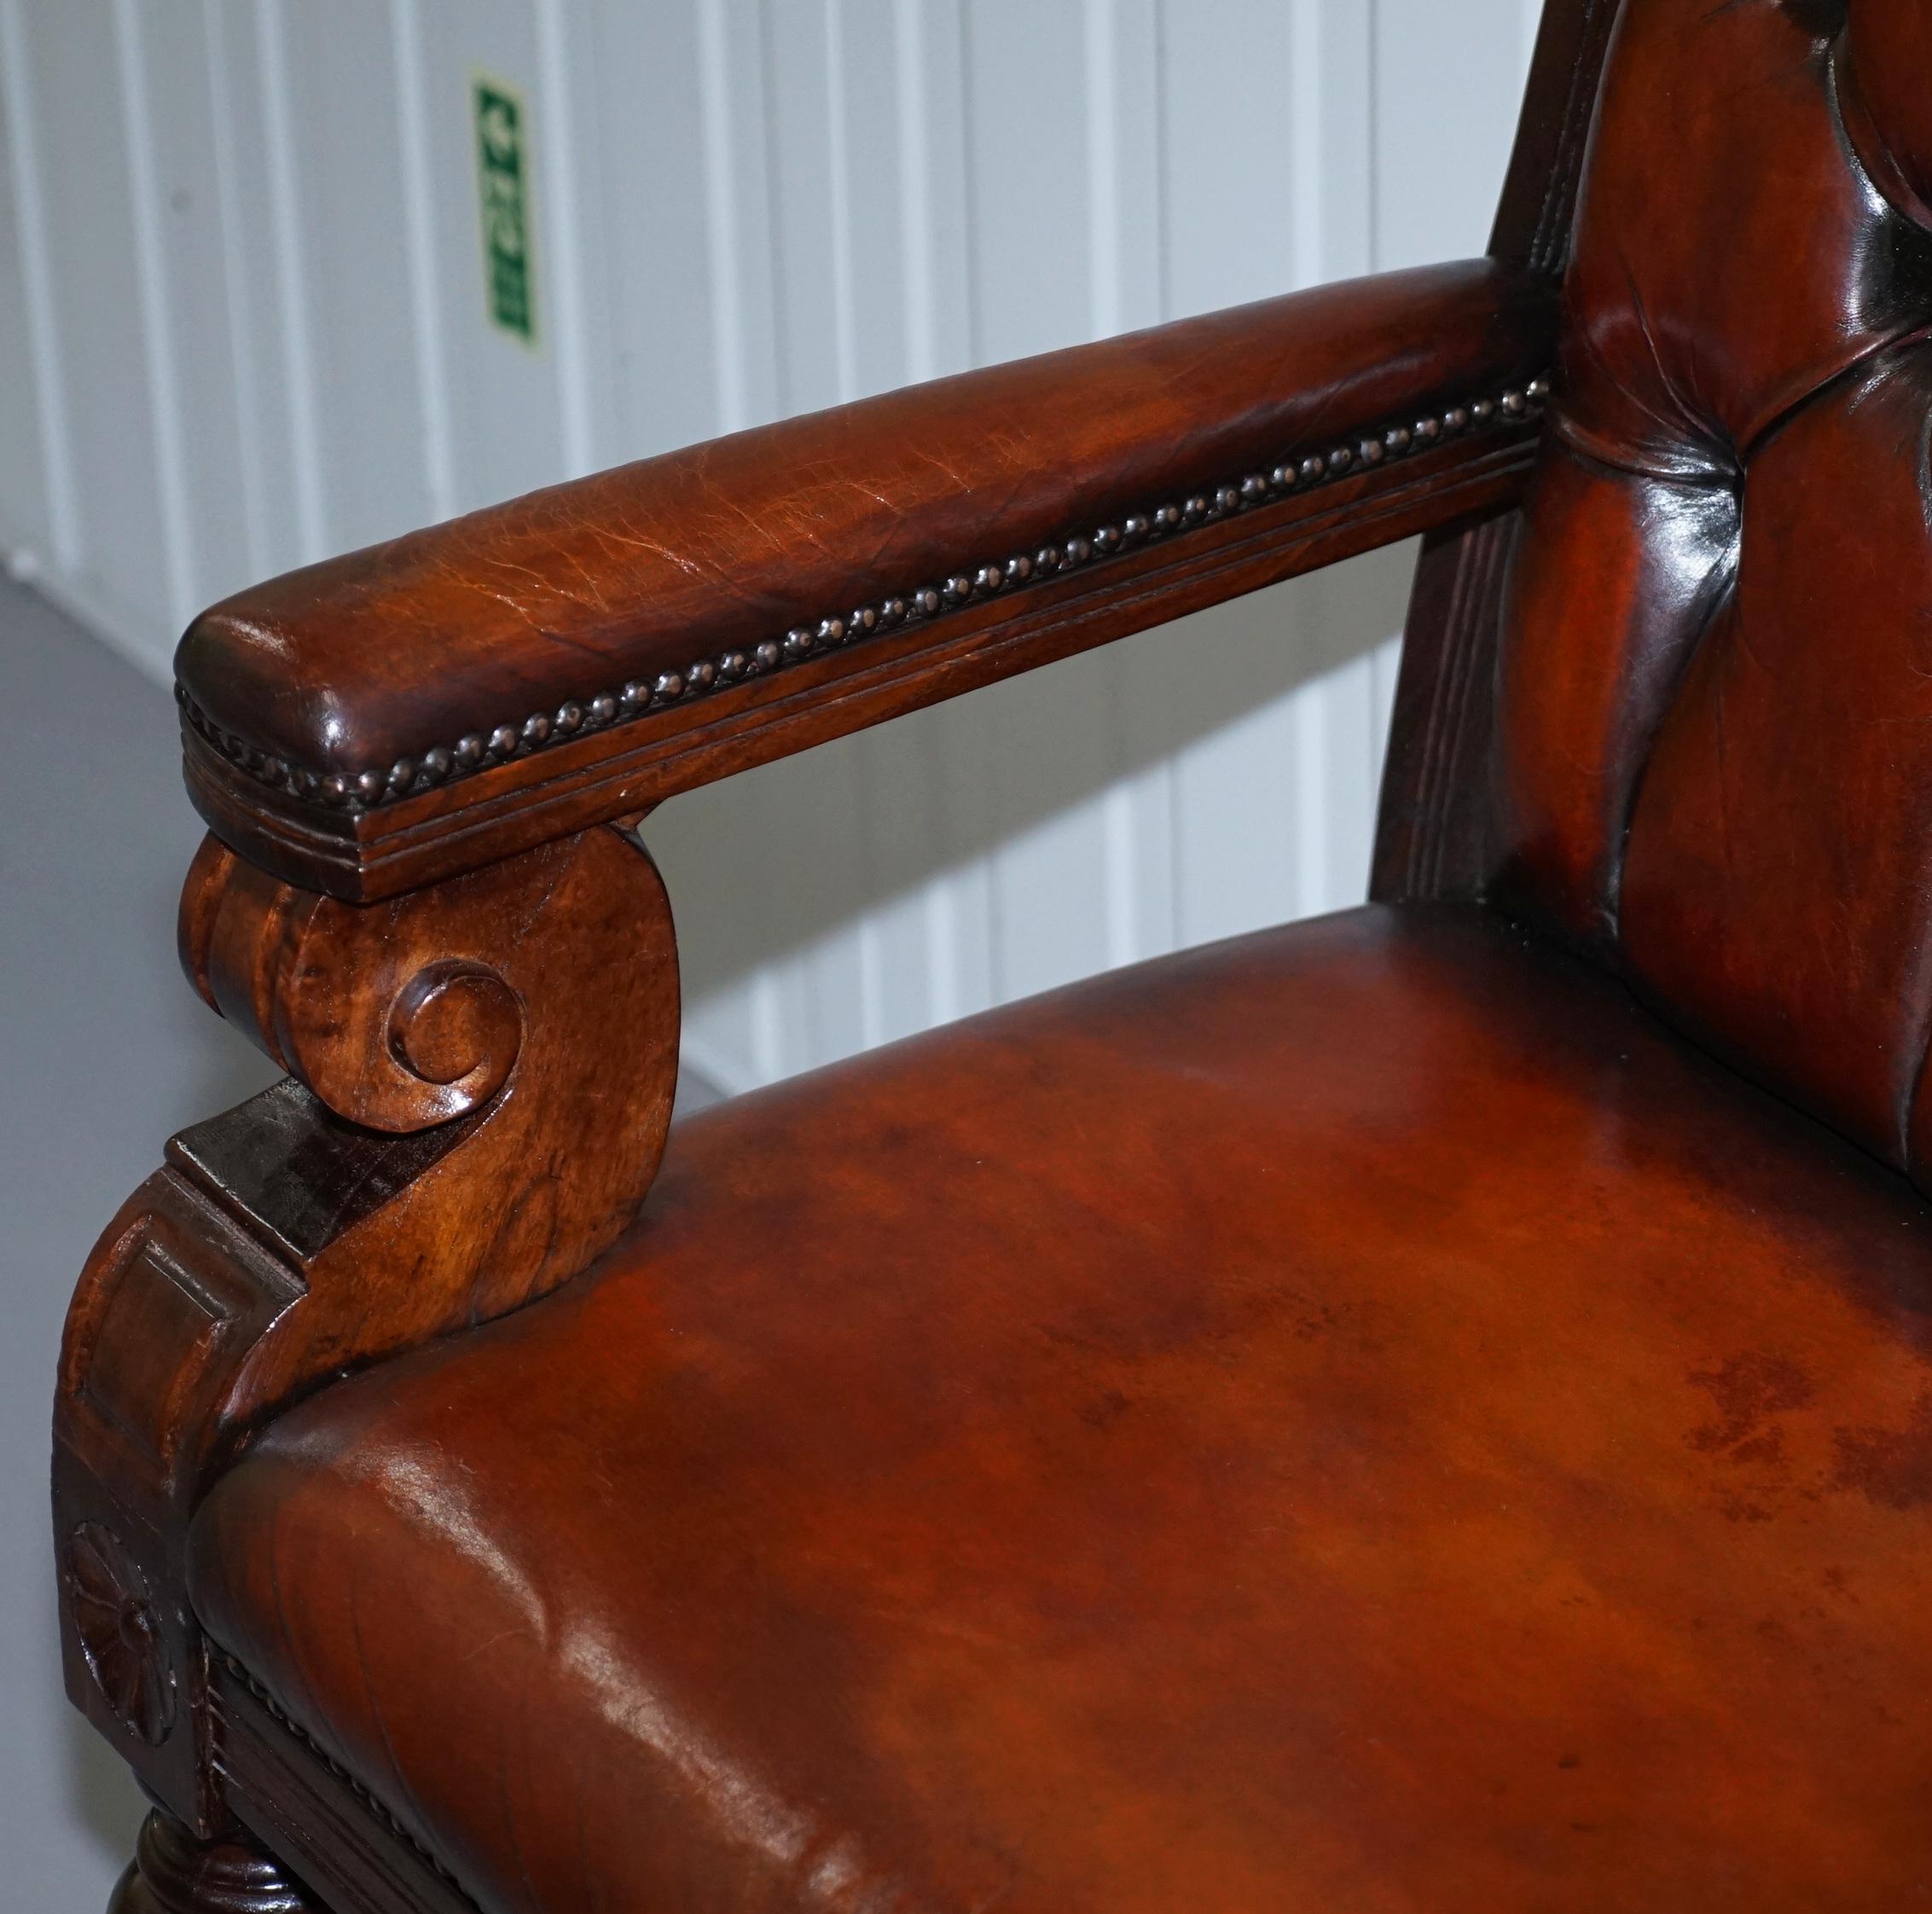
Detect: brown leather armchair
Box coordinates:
(62, 3, 1932, 1908)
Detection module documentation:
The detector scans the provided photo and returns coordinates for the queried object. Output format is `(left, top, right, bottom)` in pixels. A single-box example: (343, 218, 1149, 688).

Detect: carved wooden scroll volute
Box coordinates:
(54, 820, 678, 1830)
(169, 819, 679, 1412)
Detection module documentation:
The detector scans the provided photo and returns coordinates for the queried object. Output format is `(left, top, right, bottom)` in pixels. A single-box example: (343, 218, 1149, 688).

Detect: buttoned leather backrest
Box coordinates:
(1494, 0, 1932, 1181)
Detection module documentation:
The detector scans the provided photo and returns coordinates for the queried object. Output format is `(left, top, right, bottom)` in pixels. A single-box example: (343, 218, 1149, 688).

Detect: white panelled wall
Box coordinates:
(0, 0, 1540, 1094)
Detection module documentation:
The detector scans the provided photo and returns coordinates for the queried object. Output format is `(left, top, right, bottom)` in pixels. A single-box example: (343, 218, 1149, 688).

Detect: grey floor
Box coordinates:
(3, 577, 279, 1903)
(0, 583, 726, 1903)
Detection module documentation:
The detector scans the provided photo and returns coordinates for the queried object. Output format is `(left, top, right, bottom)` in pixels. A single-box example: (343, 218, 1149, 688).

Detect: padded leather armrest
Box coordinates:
(178, 258, 1555, 898)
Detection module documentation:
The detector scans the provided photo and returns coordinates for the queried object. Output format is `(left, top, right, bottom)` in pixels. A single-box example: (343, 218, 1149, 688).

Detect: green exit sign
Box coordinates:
(473, 75, 536, 345)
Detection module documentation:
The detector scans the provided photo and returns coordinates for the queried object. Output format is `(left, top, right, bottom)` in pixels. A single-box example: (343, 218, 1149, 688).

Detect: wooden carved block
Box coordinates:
(53, 820, 679, 1830)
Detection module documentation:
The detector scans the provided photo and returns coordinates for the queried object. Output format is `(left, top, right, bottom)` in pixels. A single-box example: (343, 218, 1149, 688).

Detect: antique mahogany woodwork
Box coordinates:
(58, 1, 1932, 1910)
(55, 821, 677, 1826)
(108, 1811, 323, 1914)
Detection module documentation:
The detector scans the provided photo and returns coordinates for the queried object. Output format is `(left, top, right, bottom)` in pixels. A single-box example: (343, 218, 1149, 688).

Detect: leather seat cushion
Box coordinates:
(187, 903, 1932, 1914)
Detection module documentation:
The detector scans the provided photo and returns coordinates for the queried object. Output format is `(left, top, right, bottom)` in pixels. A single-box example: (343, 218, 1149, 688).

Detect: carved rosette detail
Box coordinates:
(65, 1522, 177, 1745)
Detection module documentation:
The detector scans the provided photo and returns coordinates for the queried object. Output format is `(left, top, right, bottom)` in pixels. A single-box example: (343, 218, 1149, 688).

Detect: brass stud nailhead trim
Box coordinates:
(179, 372, 1552, 812)
(218, 1651, 478, 1907)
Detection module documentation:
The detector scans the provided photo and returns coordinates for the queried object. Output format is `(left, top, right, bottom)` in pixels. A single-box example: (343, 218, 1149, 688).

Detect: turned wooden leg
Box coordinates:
(108, 1810, 322, 1914)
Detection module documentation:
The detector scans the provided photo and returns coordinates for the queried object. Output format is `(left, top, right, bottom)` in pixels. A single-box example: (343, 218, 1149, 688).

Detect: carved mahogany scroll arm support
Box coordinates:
(55, 821, 676, 1830)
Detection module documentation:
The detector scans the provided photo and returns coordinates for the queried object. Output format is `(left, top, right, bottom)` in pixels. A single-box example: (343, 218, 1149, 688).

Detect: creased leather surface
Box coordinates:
(172, 260, 1550, 778)
(189, 905, 1932, 1914)
(1841, 0, 1932, 231)
(1622, 344, 1932, 1173)
(1494, 0, 1932, 1183)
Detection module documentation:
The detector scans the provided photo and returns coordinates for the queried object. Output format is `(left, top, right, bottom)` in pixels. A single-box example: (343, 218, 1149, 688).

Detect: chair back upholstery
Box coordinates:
(1494, 0, 1932, 1180)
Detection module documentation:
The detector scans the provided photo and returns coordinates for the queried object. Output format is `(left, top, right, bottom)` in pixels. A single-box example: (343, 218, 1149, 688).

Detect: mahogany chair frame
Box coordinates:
(55, 6, 1616, 1909)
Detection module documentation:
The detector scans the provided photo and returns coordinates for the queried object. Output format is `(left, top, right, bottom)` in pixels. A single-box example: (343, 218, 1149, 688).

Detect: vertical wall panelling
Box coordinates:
(109, 0, 194, 630)
(0, 0, 1546, 1096)
(276, 0, 434, 553)
(418, 1, 566, 513)
(1373, 0, 1534, 270)
(200, 1, 305, 590)
(0, 0, 65, 573)
(15, 0, 169, 653)
(136, 3, 258, 616)
(693, 0, 746, 423)
(891, 0, 972, 386)
(389, 0, 457, 523)
(585, 3, 718, 461)
(694, 0, 780, 434)
(531, 0, 595, 478)
(252, 0, 329, 567)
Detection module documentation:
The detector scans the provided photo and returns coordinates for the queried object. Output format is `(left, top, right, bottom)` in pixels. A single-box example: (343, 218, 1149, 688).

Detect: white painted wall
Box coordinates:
(0, 0, 1540, 1093)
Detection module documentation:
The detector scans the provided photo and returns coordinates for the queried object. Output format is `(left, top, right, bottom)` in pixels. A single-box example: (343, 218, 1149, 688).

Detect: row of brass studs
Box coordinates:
(181, 371, 1550, 813)
(218, 1652, 479, 1907)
